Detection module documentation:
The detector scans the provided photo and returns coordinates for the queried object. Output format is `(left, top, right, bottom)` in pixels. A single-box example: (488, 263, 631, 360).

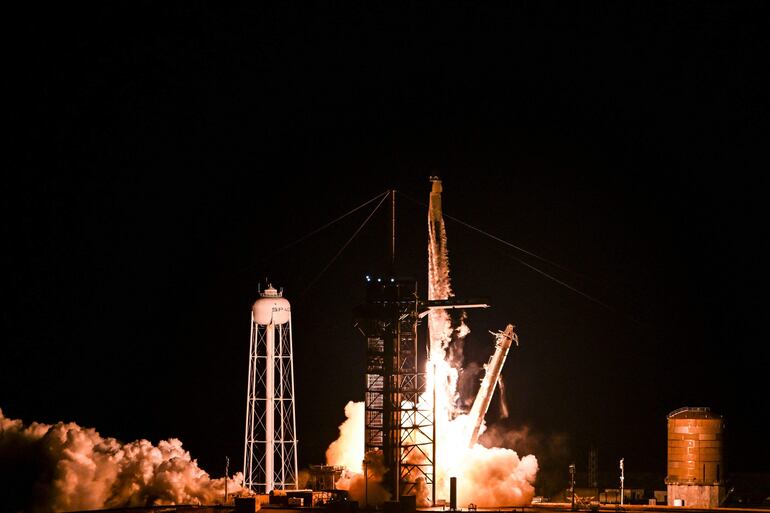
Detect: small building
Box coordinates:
(600, 488, 644, 504)
(308, 464, 345, 490)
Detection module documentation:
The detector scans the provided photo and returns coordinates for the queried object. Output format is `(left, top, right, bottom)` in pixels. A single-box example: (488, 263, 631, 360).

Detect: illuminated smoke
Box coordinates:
(456, 446, 538, 506)
(0, 408, 243, 513)
(325, 402, 390, 505)
(428, 179, 453, 306)
(325, 401, 364, 474)
(428, 178, 455, 361)
(479, 424, 569, 498)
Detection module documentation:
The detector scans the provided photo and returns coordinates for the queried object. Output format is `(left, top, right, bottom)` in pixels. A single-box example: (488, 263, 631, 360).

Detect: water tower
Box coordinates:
(243, 285, 299, 493)
(665, 407, 724, 508)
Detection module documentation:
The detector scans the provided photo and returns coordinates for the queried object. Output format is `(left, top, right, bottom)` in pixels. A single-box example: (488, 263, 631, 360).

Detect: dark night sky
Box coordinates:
(5, 2, 769, 489)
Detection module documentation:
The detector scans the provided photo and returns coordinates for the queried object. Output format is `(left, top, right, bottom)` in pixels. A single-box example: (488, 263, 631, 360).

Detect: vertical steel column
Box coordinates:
(288, 322, 299, 490)
(391, 189, 396, 269)
(265, 321, 275, 491)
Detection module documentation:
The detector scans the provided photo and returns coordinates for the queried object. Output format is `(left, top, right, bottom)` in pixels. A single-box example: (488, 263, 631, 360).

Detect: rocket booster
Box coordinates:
(466, 324, 518, 448)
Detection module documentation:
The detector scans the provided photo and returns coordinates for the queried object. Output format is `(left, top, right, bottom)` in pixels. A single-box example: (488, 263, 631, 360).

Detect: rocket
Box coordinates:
(466, 324, 518, 447)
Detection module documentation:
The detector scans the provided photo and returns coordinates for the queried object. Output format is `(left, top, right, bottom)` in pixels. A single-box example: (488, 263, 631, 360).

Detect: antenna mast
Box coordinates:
(391, 189, 396, 271)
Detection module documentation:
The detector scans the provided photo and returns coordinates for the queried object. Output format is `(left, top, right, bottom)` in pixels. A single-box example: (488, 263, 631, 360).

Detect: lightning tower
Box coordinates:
(243, 285, 299, 493)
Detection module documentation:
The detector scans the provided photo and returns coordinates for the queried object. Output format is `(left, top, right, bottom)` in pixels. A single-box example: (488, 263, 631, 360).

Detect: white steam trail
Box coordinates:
(428, 177, 455, 359)
(0, 408, 243, 512)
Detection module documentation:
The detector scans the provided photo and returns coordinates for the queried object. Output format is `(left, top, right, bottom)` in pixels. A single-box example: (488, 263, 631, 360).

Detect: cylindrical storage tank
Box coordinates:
(252, 286, 291, 325)
(666, 407, 723, 485)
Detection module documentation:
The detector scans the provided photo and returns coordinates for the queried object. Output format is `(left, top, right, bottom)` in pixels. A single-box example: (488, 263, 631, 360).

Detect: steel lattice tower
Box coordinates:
(243, 285, 298, 493)
(354, 278, 434, 501)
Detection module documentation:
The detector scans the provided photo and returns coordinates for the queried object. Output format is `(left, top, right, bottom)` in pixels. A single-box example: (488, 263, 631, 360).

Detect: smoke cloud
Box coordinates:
(325, 401, 364, 474)
(322, 402, 540, 507)
(325, 402, 390, 505)
(458, 446, 538, 506)
(480, 423, 570, 498)
(429, 411, 538, 507)
(0, 408, 243, 513)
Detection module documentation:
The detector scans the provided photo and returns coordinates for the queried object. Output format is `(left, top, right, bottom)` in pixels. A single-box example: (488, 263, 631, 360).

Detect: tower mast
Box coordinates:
(391, 189, 396, 271)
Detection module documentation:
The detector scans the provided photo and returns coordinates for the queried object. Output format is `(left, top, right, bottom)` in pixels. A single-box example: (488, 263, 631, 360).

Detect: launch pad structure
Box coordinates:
(354, 277, 433, 500)
(354, 279, 495, 503)
(353, 182, 501, 505)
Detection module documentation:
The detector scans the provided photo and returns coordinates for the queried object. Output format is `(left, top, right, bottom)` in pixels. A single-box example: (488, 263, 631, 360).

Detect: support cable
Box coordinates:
(399, 191, 620, 315)
(237, 190, 389, 279)
(400, 192, 576, 275)
(275, 190, 390, 255)
(300, 191, 390, 297)
(502, 250, 616, 312)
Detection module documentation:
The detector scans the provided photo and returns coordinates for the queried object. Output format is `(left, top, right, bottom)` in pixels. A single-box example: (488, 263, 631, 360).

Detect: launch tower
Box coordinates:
(354, 277, 434, 500)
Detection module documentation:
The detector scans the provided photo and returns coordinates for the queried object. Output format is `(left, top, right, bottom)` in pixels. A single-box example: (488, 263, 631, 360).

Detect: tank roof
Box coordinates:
(260, 284, 281, 297)
(667, 406, 721, 419)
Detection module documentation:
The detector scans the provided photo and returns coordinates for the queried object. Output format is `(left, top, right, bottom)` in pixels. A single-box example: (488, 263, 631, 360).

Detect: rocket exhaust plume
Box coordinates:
(428, 176, 455, 358)
(427, 176, 463, 450)
(0, 408, 244, 513)
(426, 177, 538, 506)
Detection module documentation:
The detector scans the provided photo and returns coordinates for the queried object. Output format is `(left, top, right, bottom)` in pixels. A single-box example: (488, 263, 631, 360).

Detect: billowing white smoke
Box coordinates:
(0, 408, 244, 513)
(325, 401, 364, 473)
(325, 401, 390, 505)
(431, 414, 538, 506)
(456, 446, 538, 506)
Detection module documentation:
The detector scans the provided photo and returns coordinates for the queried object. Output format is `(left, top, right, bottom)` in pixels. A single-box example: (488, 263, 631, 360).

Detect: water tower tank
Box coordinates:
(667, 407, 723, 484)
(252, 285, 291, 325)
(666, 407, 724, 508)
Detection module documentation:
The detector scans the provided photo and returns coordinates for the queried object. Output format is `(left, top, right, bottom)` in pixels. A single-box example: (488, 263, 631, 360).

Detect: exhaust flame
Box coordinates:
(0, 408, 243, 513)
